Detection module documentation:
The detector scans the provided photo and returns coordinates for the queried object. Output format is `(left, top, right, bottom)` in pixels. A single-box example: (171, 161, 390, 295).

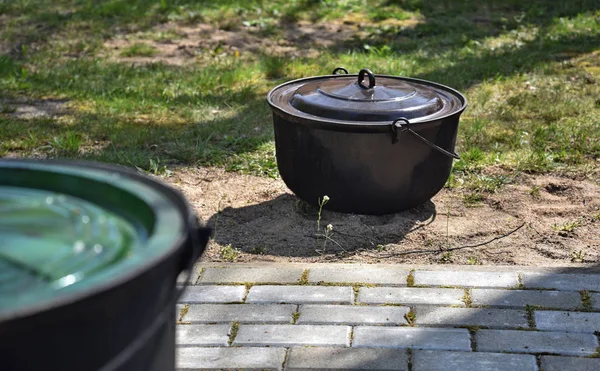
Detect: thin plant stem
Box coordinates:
(316, 195, 329, 233)
(446, 206, 450, 250)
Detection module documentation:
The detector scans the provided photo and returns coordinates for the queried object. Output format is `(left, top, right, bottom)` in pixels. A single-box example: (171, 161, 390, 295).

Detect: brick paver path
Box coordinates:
(176, 264, 600, 370)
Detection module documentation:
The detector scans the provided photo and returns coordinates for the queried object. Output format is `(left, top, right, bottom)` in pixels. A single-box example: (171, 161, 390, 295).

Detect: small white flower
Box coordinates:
(326, 224, 333, 231)
(323, 195, 330, 202)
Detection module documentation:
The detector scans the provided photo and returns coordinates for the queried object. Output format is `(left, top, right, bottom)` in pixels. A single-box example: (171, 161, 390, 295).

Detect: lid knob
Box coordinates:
(358, 68, 376, 89)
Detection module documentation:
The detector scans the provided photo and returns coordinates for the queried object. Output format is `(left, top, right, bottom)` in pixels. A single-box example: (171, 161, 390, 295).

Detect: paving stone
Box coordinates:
(476, 329, 599, 356)
(176, 347, 286, 370)
(412, 350, 537, 371)
(541, 355, 600, 371)
(246, 286, 353, 304)
(286, 347, 409, 370)
(199, 267, 305, 284)
(177, 264, 205, 285)
(471, 289, 581, 309)
(233, 324, 350, 347)
(535, 311, 600, 333)
(176, 271, 192, 285)
(520, 272, 600, 292)
(308, 267, 408, 285)
(358, 287, 464, 306)
(592, 293, 600, 310)
(352, 327, 471, 351)
(175, 324, 230, 346)
(183, 304, 295, 323)
(178, 285, 246, 303)
(415, 307, 528, 329)
(297, 304, 410, 325)
(414, 271, 519, 288)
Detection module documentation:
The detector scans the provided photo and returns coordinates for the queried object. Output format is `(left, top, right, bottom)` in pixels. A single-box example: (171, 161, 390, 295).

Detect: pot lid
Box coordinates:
(0, 160, 187, 316)
(268, 68, 466, 124)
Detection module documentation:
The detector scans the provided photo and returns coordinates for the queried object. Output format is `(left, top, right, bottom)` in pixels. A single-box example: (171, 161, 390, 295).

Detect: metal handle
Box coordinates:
(332, 67, 349, 74)
(391, 117, 460, 160)
(358, 68, 376, 89)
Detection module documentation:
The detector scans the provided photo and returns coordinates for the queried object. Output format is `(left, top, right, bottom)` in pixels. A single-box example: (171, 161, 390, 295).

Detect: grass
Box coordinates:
(552, 219, 583, 233)
(571, 249, 587, 262)
(219, 244, 241, 262)
(0, 1, 599, 190)
(120, 43, 157, 57)
(466, 256, 480, 265)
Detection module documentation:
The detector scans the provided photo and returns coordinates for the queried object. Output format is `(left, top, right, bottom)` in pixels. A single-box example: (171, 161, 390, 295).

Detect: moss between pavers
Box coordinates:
(178, 304, 190, 324)
(228, 322, 240, 346)
(581, 290, 593, 311)
(535, 355, 543, 370)
(404, 308, 416, 327)
(406, 348, 413, 370)
(299, 269, 309, 285)
(525, 304, 539, 329)
(586, 346, 600, 358)
(291, 311, 301, 324)
(517, 273, 525, 289)
(194, 267, 206, 285)
(462, 289, 473, 308)
(407, 271, 415, 287)
(468, 328, 478, 351)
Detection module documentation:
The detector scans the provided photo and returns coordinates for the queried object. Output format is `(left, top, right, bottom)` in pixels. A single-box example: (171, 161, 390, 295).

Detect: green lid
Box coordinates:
(0, 160, 186, 316)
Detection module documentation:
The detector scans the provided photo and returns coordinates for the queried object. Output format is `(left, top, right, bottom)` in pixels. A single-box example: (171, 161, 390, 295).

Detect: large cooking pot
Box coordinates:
(0, 159, 210, 371)
(267, 67, 467, 215)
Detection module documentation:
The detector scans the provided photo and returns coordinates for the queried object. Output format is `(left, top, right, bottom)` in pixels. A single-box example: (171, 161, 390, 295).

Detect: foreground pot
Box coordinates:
(267, 68, 467, 215)
(0, 160, 210, 371)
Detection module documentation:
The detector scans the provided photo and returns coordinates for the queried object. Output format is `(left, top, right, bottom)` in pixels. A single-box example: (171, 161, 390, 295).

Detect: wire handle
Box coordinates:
(391, 117, 460, 159)
(332, 67, 349, 74)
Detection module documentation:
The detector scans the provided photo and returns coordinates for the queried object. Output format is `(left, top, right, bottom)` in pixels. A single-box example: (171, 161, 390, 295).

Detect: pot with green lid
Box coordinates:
(0, 159, 211, 371)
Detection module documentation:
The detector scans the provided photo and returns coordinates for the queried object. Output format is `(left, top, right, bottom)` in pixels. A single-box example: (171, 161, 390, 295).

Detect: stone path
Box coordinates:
(176, 263, 600, 370)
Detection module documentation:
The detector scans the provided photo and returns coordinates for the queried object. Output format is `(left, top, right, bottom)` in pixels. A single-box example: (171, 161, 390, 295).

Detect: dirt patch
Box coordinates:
(103, 18, 402, 65)
(0, 97, 70, 119)
(168, 167, 600, 266)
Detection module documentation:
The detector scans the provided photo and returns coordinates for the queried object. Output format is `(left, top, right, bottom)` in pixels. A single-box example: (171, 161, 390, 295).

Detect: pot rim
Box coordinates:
(267, 72, 468, 130)
(0, 159, 208, 321)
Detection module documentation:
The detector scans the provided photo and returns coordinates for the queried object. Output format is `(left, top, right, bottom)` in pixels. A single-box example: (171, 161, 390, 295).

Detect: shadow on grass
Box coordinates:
(340, 1, 600, 90)
(0, 92, 275, 173)
(418, 31, 600, 91)
(207, 195, 437, 258)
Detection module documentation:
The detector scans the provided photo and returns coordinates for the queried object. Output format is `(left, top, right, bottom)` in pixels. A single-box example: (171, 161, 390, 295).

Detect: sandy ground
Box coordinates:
(102, 19, 415, 64)
(167, 166, 600, 266)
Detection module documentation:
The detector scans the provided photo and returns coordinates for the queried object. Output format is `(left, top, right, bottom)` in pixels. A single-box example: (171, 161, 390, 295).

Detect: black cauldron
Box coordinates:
(267, 68, 467, 215)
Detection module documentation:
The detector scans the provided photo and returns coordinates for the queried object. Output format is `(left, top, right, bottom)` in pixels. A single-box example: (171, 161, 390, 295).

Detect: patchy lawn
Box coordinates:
(1, 0, 599, 264)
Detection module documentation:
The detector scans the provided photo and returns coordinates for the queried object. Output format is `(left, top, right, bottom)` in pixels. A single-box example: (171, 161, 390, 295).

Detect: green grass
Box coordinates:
(120, 43, 157, 57)
(0, 0, 599, 189)
(219, 244, 241, 262)
(552, 219, 583, 233)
